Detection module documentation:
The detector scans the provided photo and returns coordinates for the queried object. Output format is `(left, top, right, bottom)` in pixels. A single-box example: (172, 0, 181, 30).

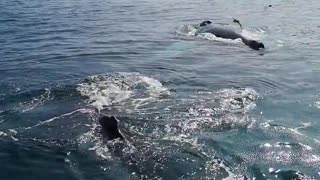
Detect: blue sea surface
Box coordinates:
(1, 0, 320, 179)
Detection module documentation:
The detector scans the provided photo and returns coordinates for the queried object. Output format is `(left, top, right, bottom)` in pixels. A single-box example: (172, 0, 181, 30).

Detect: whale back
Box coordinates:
(196, 25, 242, 40)
(196, 24, 265, 50)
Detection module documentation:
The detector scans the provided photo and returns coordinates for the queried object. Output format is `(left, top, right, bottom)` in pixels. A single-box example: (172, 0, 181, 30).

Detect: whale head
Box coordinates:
(248, 40, 265, 50)
(199, 20, 212, 27)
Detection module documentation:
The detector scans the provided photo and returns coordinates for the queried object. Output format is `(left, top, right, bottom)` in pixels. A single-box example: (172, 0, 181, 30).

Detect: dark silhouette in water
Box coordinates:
(232, 18, 243, 31)
(99, 116, 124, 140)
(199, 20, 212, 27)
(196, 20, 265, 50)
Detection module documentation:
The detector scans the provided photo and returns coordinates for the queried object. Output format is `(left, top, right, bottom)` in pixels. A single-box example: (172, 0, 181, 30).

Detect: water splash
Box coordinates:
(76, 72, 170, 111)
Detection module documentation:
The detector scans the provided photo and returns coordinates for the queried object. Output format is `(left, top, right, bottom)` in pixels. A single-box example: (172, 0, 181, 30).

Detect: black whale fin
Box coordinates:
(99, 116, 124, 140)
(232, 18, 243, 31)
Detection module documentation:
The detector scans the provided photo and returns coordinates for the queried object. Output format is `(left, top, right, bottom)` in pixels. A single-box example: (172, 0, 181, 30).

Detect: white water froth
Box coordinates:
(75, 78, 258, 178)
(315, 101, 320, 109)
(216, 88, 257, 113)
(19, 88, 52, 112)
(25, 108, 94, 130)
(76, 73, 169, 111)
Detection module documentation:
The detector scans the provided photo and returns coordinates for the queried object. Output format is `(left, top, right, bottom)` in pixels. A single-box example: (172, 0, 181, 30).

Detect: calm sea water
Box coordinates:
(1, 0, 320, 179)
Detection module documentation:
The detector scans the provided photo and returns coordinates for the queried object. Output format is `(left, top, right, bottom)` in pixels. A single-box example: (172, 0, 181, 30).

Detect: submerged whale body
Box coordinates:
(196, 21, 265, 50)
(99, 116, 124, 140)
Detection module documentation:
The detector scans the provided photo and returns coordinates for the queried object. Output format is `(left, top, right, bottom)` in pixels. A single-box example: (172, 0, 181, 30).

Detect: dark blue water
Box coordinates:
(1, 0, 320, 179)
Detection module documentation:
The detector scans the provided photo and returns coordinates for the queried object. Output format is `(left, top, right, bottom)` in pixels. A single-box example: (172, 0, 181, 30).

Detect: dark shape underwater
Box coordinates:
(99, 116, 125, 141)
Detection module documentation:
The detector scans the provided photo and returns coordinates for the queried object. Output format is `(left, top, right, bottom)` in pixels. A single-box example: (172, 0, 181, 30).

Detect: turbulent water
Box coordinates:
(1, 0, 320, 179)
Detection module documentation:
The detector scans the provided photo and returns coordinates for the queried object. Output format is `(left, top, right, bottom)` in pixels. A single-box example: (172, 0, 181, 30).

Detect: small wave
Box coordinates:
(259, 120, 320, 144)
(246, 142, 320, 167)
(176, 24, 199, 37)
(197, 33, 243, 45)
(76, 72, 170, 111)
(315, 101, 320, 109)
(157, 88, 258, 137)
(261, 142, 313, 151)
(0, 131, 7, 137)
(268, 169, 308, 180)
(24, 108, 95, 130)
(189, 88, 258, 116)
(18, 88, 52, 112)
(241, 29, 265, 41)
(215, 88, 258, 113)
(240, 122, 320, 170)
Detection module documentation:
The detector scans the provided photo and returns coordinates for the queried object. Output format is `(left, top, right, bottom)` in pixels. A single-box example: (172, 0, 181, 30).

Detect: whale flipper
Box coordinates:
(99, 116, 124, 140)
(232, 18, 243, 31)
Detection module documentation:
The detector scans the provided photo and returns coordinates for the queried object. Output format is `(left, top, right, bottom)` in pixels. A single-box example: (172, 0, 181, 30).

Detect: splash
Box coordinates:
(215, 88, 258, 113)
(75, 75, 258, 178)
(76, 73, 170, 111)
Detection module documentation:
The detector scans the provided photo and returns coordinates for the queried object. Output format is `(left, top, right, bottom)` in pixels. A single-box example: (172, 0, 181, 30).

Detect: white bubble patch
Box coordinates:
(315, 101, 320, 109)
(76, 73, 170, 111)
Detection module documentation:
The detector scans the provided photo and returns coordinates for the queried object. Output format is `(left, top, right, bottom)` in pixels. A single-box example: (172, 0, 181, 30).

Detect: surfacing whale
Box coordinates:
(195, 20, 265, 50)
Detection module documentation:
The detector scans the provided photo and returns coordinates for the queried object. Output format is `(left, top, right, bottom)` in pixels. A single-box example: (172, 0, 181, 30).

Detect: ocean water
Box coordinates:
(1, 0, 320, 179)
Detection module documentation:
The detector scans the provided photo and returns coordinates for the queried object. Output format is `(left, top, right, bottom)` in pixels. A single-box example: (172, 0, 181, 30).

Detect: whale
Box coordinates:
(195, 21, 265, 50)
(98, 115, 243, 178)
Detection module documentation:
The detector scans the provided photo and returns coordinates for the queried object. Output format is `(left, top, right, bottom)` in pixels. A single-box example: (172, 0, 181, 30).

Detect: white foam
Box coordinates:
(77, 73, 169, 111)
(161, 134, 200, 148)
(205, 158, 244, 180)
(315, 101, 320, 109)
(216, 88, 258, 113)
(268, 167, 274, 172)
(198, 33, 243, 45)
(176, 24, 198, 37)
(263, 143, 272, 148)
(19, 88, 52, 112)
(241, 29, 265, 41)
(0, 131, 7, 137)
(8, 129, 17, 135)
(25, 108, 94, 129)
